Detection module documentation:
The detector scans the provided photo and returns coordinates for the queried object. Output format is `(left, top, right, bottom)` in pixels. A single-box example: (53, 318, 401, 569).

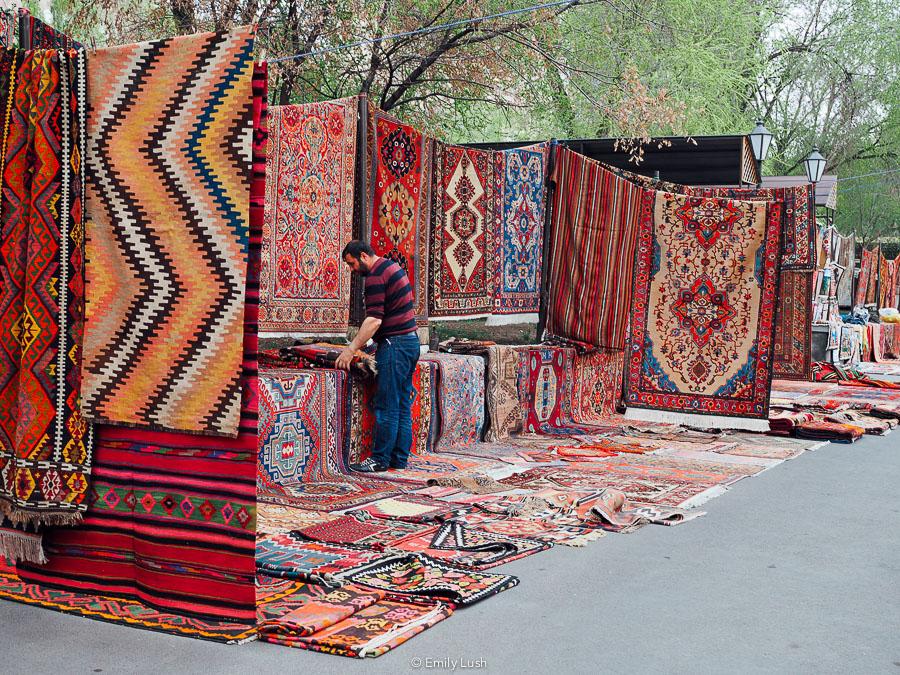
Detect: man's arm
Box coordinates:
(336, 316, 381, 370)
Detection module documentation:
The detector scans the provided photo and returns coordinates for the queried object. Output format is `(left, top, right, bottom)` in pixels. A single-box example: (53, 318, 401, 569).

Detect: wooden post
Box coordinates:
(17, 8, 30, 50)
(535, 139, 558, 342)
(349, 94, 369, 328)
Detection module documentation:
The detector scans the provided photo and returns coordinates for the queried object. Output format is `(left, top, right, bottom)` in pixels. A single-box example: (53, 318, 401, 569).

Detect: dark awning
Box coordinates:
(466, 135, 758, 186)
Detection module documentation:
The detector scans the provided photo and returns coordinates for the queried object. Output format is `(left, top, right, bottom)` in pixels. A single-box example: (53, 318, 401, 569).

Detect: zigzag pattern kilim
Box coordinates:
(82, 28, 255, 437)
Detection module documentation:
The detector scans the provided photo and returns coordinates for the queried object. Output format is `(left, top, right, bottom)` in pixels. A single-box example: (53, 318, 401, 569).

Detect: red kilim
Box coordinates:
(0, 48, 91, 561)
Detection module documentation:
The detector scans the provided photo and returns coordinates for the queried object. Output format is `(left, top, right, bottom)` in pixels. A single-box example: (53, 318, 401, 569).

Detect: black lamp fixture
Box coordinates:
(804, 146, 827, 183)
(748, 120, 773, 186)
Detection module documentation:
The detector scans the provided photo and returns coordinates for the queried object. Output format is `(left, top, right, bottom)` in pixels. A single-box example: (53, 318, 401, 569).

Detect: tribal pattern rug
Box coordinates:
(255, 533, 396, 582)
(772, 271, 813, 380)
(347, 554, 519, 606)
(258, 479, 403, 513)
(571, 349, 624, 422)
(259, 369, 348, 487)
(82, 28, 255, 437)
(257, 573, 383, 638)
(0, 48, 91, 556)
(518, 347, 589, 434)
(262, 592, 452, 658)
(257, 500, 341, 535)
(17, 442, 258, 624)
(369, 107, 431, 322)
(584, 488, 703, 532)
(430, 143, 498, 318)
(390, 519, 551, 569)
(347, 358, 438, 464)
(493, 143, 549, 316)
(0, 560, 255, 643)
(261, 99, 357, 332)
(298, 512, 437, 548)
(625, 192, 781, 430)
(18, 67, 265, 626)
(423, 353, 485, 450)
(546, 148, 643, 349)
(483, 346, 526, 441)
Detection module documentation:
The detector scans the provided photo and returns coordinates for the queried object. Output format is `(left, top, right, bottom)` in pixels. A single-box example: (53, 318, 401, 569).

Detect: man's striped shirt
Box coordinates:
(365, 257, 416, 339)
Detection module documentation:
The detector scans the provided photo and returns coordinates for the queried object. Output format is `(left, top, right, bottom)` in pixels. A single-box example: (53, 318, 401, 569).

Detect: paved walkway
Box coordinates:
(3, 432, 899, 674)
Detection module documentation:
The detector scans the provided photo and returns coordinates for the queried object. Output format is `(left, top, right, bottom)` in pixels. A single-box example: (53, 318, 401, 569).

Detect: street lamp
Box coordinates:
(804, 146, 827, 184)
(749, 119, 773, 186)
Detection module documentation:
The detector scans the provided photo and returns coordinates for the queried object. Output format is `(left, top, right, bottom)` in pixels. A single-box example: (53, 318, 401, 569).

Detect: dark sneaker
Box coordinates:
(349, 458, 387, 473)
(389, 462, 408, 470)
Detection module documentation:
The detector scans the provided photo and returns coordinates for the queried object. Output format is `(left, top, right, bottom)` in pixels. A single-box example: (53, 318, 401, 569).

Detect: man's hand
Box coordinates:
(335, 347, 355, 371)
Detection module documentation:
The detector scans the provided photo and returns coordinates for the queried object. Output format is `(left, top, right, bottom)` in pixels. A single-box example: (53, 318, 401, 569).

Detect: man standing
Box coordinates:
(337, 240, 420, 471)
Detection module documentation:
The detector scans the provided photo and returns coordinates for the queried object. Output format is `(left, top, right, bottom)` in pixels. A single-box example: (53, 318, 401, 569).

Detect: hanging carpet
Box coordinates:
(429, 143, 498, 318)
(624, 191, 782, 431)
(368, 106, 432, 323)
(260, 98, 356, 333)
(0, 48, 91, 561)
(607, 164, 816, 270)
(81, 27, 255, 437)
(15, 63, 269, 625)
(772, 271, 813, 380)
(546, 147, 642, 349)
(855, 247, 879, 307)
(492, 143, 549, 319)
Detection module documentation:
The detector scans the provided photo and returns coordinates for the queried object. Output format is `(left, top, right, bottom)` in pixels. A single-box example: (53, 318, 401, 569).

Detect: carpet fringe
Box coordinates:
(0, 530, 47, 564)
(624, 407, 769, 432)
(0, 501, 84, 528)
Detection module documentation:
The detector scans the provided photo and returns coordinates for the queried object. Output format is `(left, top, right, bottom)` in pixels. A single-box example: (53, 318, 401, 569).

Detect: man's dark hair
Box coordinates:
(342, 240, 375, 260)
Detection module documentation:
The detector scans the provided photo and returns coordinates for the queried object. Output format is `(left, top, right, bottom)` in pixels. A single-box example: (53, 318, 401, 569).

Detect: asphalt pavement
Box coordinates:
(2, 430, 899, 674)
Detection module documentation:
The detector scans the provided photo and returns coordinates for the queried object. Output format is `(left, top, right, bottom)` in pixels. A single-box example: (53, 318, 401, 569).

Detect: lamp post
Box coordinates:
(804, 146, 827, 184)
(748, 119, 773, 187)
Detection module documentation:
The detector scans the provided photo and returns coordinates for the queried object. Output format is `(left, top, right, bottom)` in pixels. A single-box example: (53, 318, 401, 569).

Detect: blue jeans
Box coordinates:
(371, 333, 420, 467)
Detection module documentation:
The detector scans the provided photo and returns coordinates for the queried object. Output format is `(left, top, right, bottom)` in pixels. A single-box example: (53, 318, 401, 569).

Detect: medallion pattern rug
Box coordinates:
(369, 106, 431, 323)
(493, 143, 549, 317)
(625, 191, 781, 430)
(259, 369, 348, 487)
(430, 143, 498, 318)
(261, 98, 356, 332)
